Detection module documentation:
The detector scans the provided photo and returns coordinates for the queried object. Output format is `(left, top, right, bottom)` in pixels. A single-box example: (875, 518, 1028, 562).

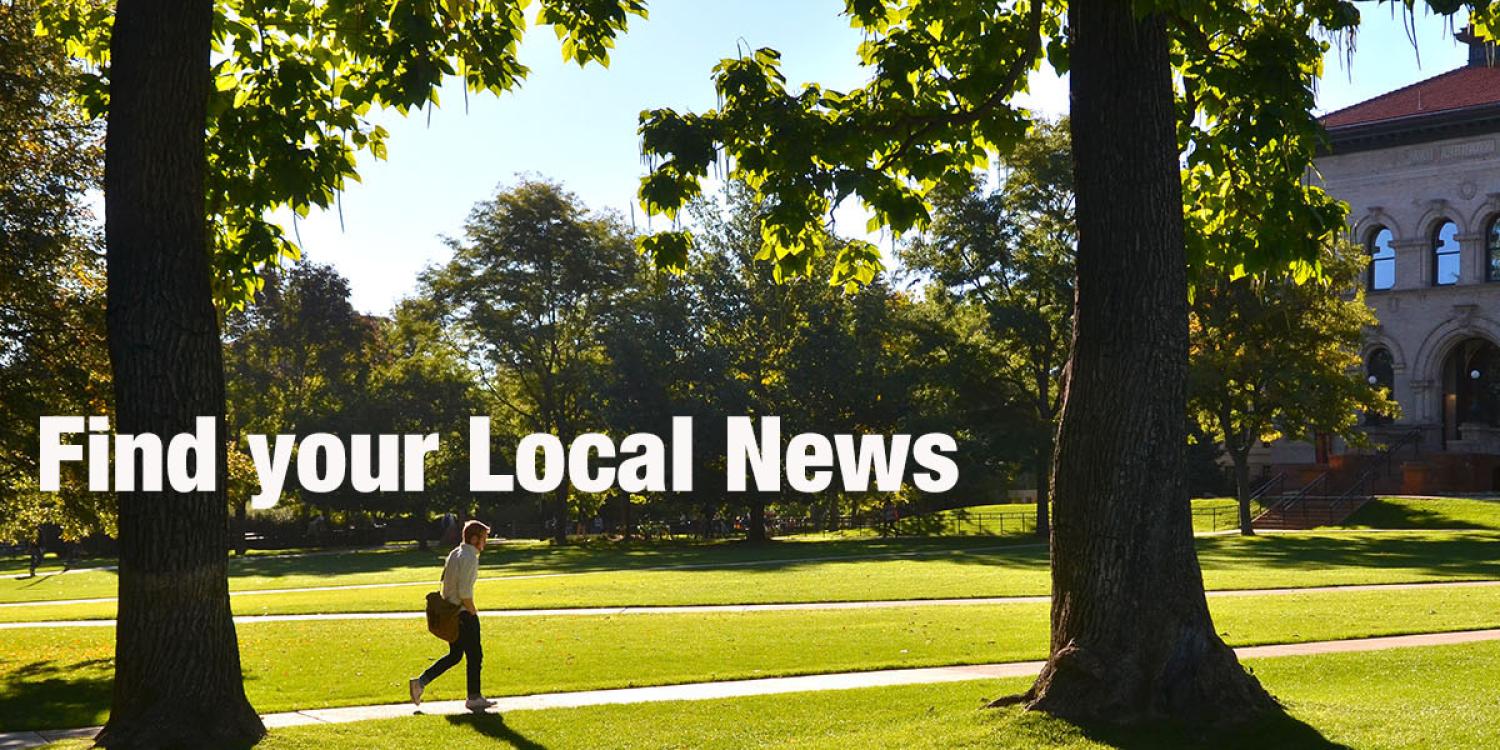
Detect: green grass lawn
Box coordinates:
(6, 584, 1500, 732)
(4, 530, 1500, 624)
(935, 497, 1257, 533)
(797, 498, 1257, 540)
(0, 536, 1020, 605)
(1348, 495, 1500, 531)
(38, 640, 1500, 749)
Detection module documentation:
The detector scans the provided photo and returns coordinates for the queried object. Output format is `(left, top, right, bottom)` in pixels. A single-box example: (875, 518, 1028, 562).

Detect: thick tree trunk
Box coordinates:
(1020, 0, 1276, 726)
(95, 1, 265, 748)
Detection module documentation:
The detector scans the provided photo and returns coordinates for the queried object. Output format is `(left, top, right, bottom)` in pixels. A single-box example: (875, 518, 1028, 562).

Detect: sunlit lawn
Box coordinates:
(36, 640, 1500, 749)
(5, 584, 1500, 732)
(4, 529, 1500, 623)
(0, 536, 1019, 605)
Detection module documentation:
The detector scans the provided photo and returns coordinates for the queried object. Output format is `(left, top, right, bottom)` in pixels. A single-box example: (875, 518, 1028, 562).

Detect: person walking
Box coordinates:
(409, 519, 495, 711)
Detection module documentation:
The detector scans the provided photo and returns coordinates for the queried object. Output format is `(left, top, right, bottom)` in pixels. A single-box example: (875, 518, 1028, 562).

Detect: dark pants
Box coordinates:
(419, 610, 482, 697)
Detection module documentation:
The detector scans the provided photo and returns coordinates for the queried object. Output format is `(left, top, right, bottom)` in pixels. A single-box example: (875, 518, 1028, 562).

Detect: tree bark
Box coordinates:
(1020, 0, 1276, 726)
(552, 483, 569, 544)
(1229, 441, 1256, 537)
(747, 498, 767, 543)
(234, 497, 248, 556)
(1034, 435, 1052, 539)
(95, 1, 265, 747)
(1035, 366, 1053, 539)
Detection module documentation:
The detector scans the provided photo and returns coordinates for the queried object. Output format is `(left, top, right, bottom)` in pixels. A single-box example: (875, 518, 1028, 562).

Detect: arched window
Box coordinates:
(1432, 220, 1460, 286)
(1487, 216, 1500, 283)
(1367, 226, 1395, 291)
(1365, 348, 1395, 426)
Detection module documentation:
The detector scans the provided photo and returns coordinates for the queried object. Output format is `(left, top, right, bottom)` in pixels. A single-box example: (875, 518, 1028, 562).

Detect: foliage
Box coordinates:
(36, 0, 648, 307)
(1188, 239, 1396, 489)
(223, 261, 477, 520)
(900, 119, 1074, 525)
(0, 0, 110, 542)
(419, 178, 638, 525)
(635, 0, 1377, 283)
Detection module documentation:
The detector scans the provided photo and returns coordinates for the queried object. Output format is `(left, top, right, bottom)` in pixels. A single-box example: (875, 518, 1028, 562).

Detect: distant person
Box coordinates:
(306, 513, 328, 545)
(439, 512, 460, 548)
(410, 520, 495, 712)
(26, 536, 43, 577)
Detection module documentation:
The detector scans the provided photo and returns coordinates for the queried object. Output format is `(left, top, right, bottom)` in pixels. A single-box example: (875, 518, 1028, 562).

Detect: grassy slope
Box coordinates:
(1347, 496, 1500, 531)
(4, 530, 1500, 623)
(6, 584, 1500, 732)
(39, 640, 1500, 749)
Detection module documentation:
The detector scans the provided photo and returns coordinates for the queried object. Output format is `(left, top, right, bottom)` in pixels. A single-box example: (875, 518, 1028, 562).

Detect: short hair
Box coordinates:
(462, 520, 490, 544)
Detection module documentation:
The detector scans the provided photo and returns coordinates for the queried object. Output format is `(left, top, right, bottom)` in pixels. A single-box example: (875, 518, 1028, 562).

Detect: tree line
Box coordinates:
(6, 113, 1387, 551)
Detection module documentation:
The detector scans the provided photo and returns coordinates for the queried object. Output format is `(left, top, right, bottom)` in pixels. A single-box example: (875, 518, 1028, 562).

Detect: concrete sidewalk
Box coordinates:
(5, 577, 1499, 629)
(4, 628, 1498, 749)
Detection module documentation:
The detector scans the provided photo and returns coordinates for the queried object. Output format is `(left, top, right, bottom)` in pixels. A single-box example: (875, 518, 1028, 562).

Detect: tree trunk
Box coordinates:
(1034, 437, 1052, 539)
(1034, 366, 1054, 539)
(552, 484, 569, 544)
(747, 498, 767, 543)
(95, 1, 265, 747)
(1020, 0, 1276, 727)
(234, 497, 248, 556)
(1229, 440, 1256, 537)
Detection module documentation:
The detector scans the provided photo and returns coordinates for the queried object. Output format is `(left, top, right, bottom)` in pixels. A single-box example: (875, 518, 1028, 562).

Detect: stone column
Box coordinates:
(1389, 238, 1430, 290)
(1456, 232, 1486, 285)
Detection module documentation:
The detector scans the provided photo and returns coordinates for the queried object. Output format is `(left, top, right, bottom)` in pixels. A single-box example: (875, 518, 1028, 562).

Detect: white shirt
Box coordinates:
(441, 542, 480, 605)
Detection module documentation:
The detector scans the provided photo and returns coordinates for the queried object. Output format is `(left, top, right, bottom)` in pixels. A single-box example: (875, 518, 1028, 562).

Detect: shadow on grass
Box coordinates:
(1077, 714, 1352, 750)
(218, 525, 1500, 588)
(1197, 531, 1500, 580)
(0, 658, 112, 732)
(1344, 499, 1492, 531)
(218, 535, 1044, 583)
(991, 704, 1353, 749)
(444, 713, 548, 749)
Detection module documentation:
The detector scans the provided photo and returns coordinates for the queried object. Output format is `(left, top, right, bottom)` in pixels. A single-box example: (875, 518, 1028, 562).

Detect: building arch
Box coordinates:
(1475, 210, 1500, 284)
(1361, 333, 1407, 376)
(1413, 202, 1467, 240)
(1351, 209, 1403, 243)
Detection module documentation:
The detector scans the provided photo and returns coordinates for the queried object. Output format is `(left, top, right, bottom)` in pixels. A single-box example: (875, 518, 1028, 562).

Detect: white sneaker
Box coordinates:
(408, 678, 424, 706)
(465, 697, 497, 711)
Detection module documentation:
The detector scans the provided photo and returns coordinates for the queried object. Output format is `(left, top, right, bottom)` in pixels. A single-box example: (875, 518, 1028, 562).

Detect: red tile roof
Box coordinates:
(1321, 64, 1500, 129)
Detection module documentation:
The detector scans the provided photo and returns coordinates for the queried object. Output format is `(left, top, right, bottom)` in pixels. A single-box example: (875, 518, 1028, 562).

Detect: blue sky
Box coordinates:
(275, 2, 1475, 313)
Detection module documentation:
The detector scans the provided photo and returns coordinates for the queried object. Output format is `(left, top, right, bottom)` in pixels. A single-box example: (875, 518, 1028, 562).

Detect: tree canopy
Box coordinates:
(635, 0, 1361, 282)
(38, 0, 648, 305)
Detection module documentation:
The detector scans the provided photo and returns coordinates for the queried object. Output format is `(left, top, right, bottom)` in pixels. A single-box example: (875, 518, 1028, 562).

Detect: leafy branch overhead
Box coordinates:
(636, 0, 1479, 286)
(37, 0, 647, 308)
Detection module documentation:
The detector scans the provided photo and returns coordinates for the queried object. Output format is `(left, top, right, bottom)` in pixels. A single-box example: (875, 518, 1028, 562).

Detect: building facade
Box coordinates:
(1261, 34, 1500, 493)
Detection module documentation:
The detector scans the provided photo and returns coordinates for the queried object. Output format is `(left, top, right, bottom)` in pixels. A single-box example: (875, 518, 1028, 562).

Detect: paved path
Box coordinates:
(4, 578, 1499, 630)
(3, 628, 1498, 749)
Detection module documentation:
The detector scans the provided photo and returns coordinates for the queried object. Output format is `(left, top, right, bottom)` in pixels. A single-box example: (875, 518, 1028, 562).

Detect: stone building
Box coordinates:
(1263, 32, 1500, 493)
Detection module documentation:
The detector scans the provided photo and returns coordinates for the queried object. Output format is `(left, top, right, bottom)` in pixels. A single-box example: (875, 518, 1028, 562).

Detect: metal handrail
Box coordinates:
(1252, 472, 1329, 523)
(1375, 428, 1423, 477)
(1249, 473, 1287, 502)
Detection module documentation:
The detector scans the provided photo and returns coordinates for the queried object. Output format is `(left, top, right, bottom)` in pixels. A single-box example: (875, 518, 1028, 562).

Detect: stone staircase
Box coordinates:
(1252, 429, 1423, 531)
(1252, 495, 1374, 531)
